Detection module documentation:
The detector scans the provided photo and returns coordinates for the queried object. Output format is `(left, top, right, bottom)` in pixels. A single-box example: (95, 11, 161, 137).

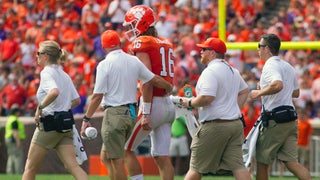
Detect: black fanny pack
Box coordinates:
(40, 110, 74, 133)
(271, 105, 297, 123)
(261, 105, 297, 127)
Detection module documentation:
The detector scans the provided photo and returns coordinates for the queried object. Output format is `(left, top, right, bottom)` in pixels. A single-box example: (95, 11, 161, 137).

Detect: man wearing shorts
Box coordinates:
(181, 37, 251, 180)
(251, 33, 311, 180)
(80, 30, 172, 180)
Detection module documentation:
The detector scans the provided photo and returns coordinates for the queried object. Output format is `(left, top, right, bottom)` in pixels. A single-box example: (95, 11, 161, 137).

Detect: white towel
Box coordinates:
(242, 118, 262, 168)
(170, 95, 199, 137)
(73, 125, 88, 165)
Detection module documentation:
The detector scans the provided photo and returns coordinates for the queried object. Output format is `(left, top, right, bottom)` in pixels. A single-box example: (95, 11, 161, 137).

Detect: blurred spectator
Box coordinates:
(311, 77, 320, 108)
(309, 55, 320, 80)
(0, 66, 11, 93)
(243, 33, 259, 71)
(5, 104, 26, 174)
(19, 35, 36, 69)
(175, 46, 199, 84)
(155, 11, 175, 39)
(38, 4, 55, 22)
(0, 74, 27, 116)
(83, 51, 97, 88)
(297, 108, 313, 170)
(25, 19, 43, 43)
(82, 0, 101, 16)
(0, 30, 20, 68)
(108, 0, 131, 30)
(169, 115, 190, 175)
(295, 76, 312, 109)
(60, 21, 89, 54)
(72, 74, 87, 115)
(292, 27, 311, 42)
(226, 34, 243, 71)
(81, 3, 100, 38)
(0, 18, 6, 41)
(180, 30, 199, 56)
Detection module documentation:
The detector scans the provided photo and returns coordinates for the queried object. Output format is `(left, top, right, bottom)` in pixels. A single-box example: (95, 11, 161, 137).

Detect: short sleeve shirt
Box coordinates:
(196, 59, 248, 122)
(260, 56, 299, 111)
(93, 49, 154, 106)
(36, 65, 79, 115)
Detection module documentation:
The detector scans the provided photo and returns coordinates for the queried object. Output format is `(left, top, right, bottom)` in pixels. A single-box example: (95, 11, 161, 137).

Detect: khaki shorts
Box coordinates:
(256, 120, 298, 164)
(189, 120, 245, 174)
(101, 106, 135, 159)
(31, 124, 73, 150)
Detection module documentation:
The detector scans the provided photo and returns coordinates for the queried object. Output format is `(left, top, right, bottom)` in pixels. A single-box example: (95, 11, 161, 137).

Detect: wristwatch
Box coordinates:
(38, 105, 44, 110)
(83, 115, 91, 122)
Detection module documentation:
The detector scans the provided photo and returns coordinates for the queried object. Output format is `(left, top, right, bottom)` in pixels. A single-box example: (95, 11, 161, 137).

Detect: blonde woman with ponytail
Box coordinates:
(22, 40, 88, 180)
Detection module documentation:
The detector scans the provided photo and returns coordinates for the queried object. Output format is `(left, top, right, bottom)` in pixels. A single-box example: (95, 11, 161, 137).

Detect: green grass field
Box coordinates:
(0, 174, 300, 180)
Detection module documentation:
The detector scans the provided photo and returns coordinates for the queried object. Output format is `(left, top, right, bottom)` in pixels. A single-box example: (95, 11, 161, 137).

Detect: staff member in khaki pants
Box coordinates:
(181, 37, 251, 180)
(80, 30, 172, 180)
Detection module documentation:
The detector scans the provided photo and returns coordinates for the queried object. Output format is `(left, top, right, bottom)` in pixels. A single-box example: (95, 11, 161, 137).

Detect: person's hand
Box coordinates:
(181, 97, 191, 108)
(80, 120, 92, 138)
(165, 84, 173, 94)
(250, 90, 260, 99)
(34, 107, 42, 127)
(141, 114, 152, 131)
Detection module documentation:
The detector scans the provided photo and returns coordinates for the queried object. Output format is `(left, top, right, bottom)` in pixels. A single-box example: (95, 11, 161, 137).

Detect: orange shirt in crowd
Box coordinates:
(0, 83, 27, 110)
(0, 38, 19, 61)
(298, 119, 313, 146)
(83, 57, 97, 87)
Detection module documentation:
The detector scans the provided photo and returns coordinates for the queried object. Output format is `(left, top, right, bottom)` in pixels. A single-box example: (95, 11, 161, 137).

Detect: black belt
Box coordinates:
(103, 103, 136, 110)
(202, 118, 239, 124)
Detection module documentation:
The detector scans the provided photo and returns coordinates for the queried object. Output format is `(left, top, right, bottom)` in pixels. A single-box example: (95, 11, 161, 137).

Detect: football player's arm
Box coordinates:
(137, 52, 153, 104)
(137, 52, 153, 131)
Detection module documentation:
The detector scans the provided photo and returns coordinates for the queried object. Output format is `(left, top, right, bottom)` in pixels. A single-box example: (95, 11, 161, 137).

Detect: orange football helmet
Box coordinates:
(123, 5, 156, 41)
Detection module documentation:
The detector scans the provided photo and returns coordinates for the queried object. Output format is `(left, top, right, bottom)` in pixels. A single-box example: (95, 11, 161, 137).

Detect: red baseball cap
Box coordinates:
(196, 37, 226, 54)
(101, 30, 120, 49)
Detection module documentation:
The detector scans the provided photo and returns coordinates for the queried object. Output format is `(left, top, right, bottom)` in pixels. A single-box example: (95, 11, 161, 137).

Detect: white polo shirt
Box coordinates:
(260, 56, 299, 111)
(37, 65, 79, 116)
(94, 49, 154, 107)
(196, 59, 248, 123)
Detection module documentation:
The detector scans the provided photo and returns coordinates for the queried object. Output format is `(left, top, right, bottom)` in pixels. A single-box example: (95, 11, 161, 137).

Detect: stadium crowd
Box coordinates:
(0, 0, 319, 123)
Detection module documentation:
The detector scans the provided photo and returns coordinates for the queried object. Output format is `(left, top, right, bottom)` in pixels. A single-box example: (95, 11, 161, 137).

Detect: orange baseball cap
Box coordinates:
(196, 37, 226, 54)
(101, 30, 120, 49)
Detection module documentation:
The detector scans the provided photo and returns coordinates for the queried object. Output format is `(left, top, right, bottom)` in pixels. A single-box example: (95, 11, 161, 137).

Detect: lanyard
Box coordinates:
(220, 60, 234, 74)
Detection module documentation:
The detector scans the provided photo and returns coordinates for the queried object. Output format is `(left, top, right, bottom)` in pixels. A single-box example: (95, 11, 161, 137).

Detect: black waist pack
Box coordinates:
(271, 106, 297, 123)
(41, 110, 74, 133)
(54, 110, 74, 132)
(40, 115, 55, 131)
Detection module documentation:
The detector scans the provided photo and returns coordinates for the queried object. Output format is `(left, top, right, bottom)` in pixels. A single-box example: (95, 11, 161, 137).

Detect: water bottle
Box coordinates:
(183, 84, 193, 110)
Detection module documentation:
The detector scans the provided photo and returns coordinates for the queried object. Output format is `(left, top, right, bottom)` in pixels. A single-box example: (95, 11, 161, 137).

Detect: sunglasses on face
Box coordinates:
(202, 48, 213, 51)
(258, 44, 267, 48)
(37, 51, 45, 56)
